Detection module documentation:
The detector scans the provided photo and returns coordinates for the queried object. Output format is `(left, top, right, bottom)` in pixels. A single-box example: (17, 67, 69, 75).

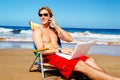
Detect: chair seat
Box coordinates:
(34, 62, 55, 67)
(34, 62, 56, 71)
(43, 63, 55, 67)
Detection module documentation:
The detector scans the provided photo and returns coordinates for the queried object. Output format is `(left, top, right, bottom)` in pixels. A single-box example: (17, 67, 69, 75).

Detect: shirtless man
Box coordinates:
(32, 6, 120, 80)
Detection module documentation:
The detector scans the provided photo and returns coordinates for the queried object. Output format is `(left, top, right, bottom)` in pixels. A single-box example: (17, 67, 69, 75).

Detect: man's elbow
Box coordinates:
(67, 37, 73, 42)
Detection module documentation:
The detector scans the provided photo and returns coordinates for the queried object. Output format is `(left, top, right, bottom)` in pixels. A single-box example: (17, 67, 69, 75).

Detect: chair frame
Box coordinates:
(29, 48, 48, 79)
(29, 21, 62, 80)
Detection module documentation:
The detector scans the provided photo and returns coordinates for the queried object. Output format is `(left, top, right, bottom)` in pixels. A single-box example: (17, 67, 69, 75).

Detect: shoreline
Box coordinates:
(0, 37, 120, 45)
(0, 49, 120, 80)
(0, 41, 120, 56)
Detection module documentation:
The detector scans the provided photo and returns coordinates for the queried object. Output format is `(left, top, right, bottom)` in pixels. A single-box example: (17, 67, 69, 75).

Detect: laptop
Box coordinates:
(56, 41, 94, 60)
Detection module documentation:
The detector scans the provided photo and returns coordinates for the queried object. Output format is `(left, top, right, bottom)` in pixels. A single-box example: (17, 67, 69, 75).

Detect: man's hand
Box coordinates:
(61, 48, 73, 55)
(50, 17, 57, 27)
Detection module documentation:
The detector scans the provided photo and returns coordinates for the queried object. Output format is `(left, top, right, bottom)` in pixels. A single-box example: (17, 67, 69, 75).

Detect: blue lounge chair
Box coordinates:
(29, 21, 62, 80)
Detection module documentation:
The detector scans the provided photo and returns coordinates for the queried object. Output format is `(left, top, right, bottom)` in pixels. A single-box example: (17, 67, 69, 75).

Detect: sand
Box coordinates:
(0, 49, 120, 80)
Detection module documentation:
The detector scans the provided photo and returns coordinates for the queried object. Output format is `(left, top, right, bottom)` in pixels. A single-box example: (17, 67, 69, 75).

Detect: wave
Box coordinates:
(0, 27, 120, 45)
(69, 31, 120, 45)
(0, 28, 13, 33)
(0, 27, 31, 34)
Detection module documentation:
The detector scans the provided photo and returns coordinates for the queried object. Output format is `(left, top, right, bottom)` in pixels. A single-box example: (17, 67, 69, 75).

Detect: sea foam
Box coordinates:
(0, 27, 120, 45)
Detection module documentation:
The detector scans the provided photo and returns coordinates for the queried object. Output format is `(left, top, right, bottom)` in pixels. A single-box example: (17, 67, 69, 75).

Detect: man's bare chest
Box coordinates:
(42, 30, 58, 43)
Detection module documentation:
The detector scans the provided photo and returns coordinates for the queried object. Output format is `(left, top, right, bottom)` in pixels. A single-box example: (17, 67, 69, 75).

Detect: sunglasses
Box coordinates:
(39, 13, 49, 17)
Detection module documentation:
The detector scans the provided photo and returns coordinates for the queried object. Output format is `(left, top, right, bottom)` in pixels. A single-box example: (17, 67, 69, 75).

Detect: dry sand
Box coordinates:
(0, 49, 120, 80)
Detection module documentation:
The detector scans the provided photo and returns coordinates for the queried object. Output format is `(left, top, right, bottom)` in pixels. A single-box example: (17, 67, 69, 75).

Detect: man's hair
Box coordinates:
(38, 6, 53, 17)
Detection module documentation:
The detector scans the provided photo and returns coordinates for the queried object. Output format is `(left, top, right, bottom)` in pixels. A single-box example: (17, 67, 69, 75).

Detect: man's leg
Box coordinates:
(74, 61, 120, 80)
(85, 57, 105, 72)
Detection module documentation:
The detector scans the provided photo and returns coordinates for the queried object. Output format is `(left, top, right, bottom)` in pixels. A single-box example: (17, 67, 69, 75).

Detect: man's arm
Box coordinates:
(51, 17, 73, 42)
(32, 27, 44, 50)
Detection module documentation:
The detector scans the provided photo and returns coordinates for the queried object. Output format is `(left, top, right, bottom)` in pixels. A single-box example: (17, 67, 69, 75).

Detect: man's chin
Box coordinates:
(41, 22, 47, 25)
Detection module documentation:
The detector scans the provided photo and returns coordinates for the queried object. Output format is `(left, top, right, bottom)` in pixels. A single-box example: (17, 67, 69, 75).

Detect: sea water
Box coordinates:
(0, 26, 120, 43)
(0, 26, 120, 56)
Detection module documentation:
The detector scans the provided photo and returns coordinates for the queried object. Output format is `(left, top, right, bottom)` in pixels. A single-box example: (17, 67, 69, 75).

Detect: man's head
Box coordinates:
(38, 6, 53, 25)
(38, 6, 53, 18)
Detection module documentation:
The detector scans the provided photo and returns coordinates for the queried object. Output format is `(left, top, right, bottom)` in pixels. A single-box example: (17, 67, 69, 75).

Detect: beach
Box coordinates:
(0, 49, 120, 80)
(0, 26, 120, 79)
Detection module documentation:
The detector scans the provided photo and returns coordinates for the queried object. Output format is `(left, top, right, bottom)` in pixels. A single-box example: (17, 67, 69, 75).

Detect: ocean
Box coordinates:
(0, 26, 120, 56)
(0, 25, 120, 43)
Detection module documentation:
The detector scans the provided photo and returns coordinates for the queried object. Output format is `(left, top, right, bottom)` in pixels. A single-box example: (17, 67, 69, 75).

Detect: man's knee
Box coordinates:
(85, 57, 96, 63)
(74, 60, 85, 71)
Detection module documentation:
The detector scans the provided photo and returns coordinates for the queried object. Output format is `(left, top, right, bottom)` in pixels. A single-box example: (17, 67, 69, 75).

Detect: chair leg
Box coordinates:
(29, 51, 45, 80)
(29, 53, 39, 72)
(39, 52, 45, 80)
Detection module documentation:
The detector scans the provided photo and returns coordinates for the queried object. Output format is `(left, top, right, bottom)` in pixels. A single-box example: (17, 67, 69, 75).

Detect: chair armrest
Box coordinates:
(33, 48, 49, 52)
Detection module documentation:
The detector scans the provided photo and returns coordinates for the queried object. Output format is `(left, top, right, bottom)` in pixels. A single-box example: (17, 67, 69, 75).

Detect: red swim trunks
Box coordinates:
(44, 54, 89, 78)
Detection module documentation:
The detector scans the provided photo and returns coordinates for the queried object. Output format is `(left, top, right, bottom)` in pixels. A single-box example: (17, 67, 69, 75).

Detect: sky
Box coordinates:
(0, 0, 120, 29)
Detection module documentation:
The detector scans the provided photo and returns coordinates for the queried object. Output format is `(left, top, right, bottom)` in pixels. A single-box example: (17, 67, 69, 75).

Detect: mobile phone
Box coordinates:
(48, 19, 51, 22)
(49, 17, 52, 22)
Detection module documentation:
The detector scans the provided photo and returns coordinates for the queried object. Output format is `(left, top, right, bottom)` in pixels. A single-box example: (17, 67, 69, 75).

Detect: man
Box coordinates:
(32, 6, 120, 80)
